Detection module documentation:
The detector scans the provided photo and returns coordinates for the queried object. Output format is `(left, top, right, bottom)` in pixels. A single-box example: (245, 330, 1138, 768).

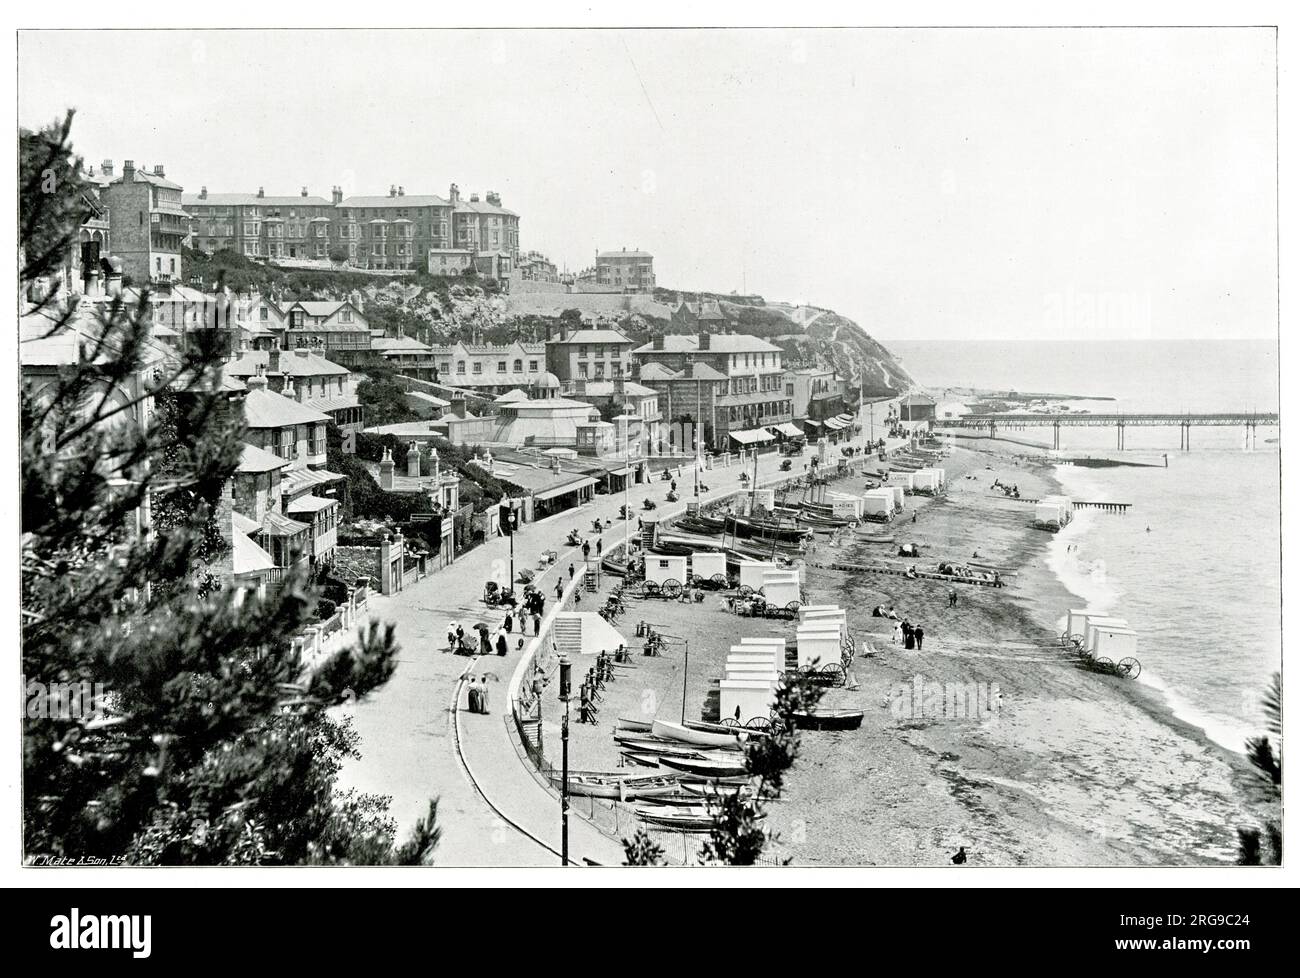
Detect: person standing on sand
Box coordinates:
(903, 621, 915, 650)
(949, 589, 958, 608)
(892, 621, 903, 645)
(915, 625, 925, 651)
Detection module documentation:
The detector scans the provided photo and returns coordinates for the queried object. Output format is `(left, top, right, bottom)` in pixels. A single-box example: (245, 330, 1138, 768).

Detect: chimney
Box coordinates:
(390, 185, 397, 197)
(104, 256, 123, 296)
(575, 378, 587, 396)
(332, 186, 343, 205)
(268, 340, 281, 375)
(282, 373, 296, 399)
(614, 375, 626, 396)
(257, 187, 265, 198)
(295, 347, 311, 360)
(469, 193, 480, 203)
(398, 186, 405, 196)
(301, 186, 308, 197)
(247, 365, 268, 391)
(101, 159, 114, 178)
(406, 441, 421, 478)
(449, 183, 460, 204)
(82, 263, 102, 298)
(652, 334, 664, 351)
(154, 164, 165, 177)
(379, 447, 395, 490)
(699, 329, 711, 351)
(200, 185, 208, 199)
(122, 160, 135, 181)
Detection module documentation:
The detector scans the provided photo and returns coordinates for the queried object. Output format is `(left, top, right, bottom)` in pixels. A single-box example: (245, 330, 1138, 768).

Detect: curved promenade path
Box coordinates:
(334, 444, 869, 866)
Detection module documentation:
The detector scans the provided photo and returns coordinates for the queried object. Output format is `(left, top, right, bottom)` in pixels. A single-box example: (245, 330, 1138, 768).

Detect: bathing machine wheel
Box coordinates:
(1116, 657, 1142, 679)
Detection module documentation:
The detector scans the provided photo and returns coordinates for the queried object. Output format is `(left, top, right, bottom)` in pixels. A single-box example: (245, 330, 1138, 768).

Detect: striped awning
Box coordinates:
(835, 413, 855, 425)
(730, 428, 776, 445)
(771, 422, 803, 438)
(824, 417, 847, 431)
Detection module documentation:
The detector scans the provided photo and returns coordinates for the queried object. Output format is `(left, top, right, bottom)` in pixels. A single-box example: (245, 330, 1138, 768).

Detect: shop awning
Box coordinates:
(803, 419, 823, 429)
(772, 422, 804, 438)
(534, 477, 597, 501)
(823, 417, 847, 431)
(286, 494, 337, 514)
(730, 428, 776, 445)
(835, 413, 855, 425)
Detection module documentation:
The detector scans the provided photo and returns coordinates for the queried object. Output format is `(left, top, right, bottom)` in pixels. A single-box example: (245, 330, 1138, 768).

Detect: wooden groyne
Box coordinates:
(810, 561, 1003, 588)
(991, 495, 1130, 513)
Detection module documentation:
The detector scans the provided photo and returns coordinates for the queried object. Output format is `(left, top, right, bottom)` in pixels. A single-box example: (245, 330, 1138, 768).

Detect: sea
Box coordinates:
(885, 339, 1282, 754)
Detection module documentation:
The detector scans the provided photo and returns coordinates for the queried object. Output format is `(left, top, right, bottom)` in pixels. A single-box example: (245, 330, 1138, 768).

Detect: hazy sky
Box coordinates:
(18, 28, 1277, 341)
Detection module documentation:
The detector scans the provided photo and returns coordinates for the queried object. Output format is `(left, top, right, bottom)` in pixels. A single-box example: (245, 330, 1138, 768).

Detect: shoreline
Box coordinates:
(764, 443, 1275, 866)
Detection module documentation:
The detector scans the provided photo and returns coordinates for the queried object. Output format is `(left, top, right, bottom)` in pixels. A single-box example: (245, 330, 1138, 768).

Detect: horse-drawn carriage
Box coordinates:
(482, 580, 517, 606)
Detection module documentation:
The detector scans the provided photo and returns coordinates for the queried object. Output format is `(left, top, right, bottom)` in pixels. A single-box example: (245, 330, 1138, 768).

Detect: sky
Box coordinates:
(17, 28, 1278, 341)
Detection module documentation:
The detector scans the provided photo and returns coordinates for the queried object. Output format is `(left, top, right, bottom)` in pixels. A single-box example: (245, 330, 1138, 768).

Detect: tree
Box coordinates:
(1236, 671, 1281, 865)
(328, 246, 349, 266)
(20, 112, 439, 865)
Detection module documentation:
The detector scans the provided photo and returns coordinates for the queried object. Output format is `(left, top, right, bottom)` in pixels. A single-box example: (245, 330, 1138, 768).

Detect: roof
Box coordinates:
(574, 380, 657, 399)
(305, 395, 362, 413)
(111, 168, 183, 191)
(632, 334, 780, 356)
(597, 250, 653, 259)
(371, 336, 433, 353)
(729, 427, 776, 444)
(184, 194, 331, 207)
(281, 467, 346, 495)
(900, 393, 936, 406)
(232, 512, 262, 534)
(549, 329, 633, 346)
(363, 421, 447, 438)
(285, 494, 338, 514)
(232, 528, 277, 575)
(453, 198, 517, 217)
(636, 360, 727, 383)
(286, 300, 354, 318)
(227, 349, 349, 378)
(259, 511, 311, 537)
(494, 389, 530, 403)
(338, 195, 451, 209)
(242, 388, 331, 428)
(239, 443, 289, 473)
(405, 391, 451, 408)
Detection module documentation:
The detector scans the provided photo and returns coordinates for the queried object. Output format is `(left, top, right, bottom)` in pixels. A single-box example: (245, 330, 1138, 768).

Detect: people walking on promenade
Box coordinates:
(568, 563, 575, 580)
(477, 676, 490, 714)
(581, 540, 591, 561)
(467, 676, 481, 713)
(596, 538, 603, 557)
(456, 623, 466, 653)
(555, 579, 564, 600)
(495, 629, 509, 656)
(504, 610, 513, 633)
(915, 625, 925, 651)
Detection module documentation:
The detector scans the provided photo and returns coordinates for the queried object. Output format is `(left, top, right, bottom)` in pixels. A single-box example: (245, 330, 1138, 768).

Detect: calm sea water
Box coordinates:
(886, 339, 1282, 753)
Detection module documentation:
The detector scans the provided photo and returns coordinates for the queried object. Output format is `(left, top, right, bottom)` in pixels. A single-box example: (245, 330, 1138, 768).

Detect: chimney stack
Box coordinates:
(104, 256, 123, 296)
(379, 447, 395, 490)
(449, 183, 460, 204)
(652, 333, 664, 351)
(301, 186, 308, 197)
(469, 193, 480, 203)
(406, 441, 421, 478)
(282, 373, 296, 400)
(101, 159, 114, 178)
(268, 340, 281, 376)
(247, 365, 269, 391)
(122, 160, 135, 181)
(257, 187, 265, 198)
(200, 186, 208, 199)
(154, 164, 165, 177)
(332, 186, 343, 205)
(390, 185, 397, 198)
(398, 186, 405, 196)
(698, 329, 711, 351)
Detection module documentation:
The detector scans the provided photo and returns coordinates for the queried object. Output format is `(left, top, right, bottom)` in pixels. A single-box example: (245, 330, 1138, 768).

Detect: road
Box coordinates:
(333, 441, 864, 865)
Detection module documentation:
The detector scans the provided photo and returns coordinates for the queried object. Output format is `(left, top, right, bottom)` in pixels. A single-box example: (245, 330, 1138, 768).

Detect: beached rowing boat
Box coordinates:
(651, 718, 743, 749)
(615, 716, 653, 733)
(613, 736, 714, 758)
(635, 806, 723, 831)
(546, 772, 681, 800)
(684, 719, 768, 739)
(659, 755, 751, 778)
(791, 709, 865, 731)
(620, 751, 662, 768)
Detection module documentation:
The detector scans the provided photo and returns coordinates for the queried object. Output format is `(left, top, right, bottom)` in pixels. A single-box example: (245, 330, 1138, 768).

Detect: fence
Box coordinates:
(294, 583, 371, 667)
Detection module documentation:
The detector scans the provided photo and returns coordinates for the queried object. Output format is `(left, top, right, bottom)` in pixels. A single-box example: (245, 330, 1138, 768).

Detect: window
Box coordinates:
(578, 362, 588, 378)
(259, 308, 269, 322)
(513, 359, 523, 373)
(340, 309, 353, 323)
(528, 360, 539, 372)
(456, 362, 466, 374)
(497, 361, 507, 373)
(578, 345, 588, 359)
(472, 363, 483, 374)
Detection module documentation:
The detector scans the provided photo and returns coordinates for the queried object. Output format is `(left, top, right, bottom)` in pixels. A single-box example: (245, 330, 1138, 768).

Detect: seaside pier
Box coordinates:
(934, 412, 1279, 450)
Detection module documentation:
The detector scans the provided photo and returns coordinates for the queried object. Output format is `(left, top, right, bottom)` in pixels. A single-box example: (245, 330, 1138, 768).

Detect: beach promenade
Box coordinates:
(335, 444, 824, 866)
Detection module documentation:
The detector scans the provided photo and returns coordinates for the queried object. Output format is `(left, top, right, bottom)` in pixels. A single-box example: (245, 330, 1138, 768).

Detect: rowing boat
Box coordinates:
(791, 709, 865, 731)
(635, 808, 717, 831)
(615, 716, 653, 733)
(613, 736, 713, 758)
(546, 772, 681, 800)
(659, 755, 750, 778)
(651, 718, 743, 749)
(684, 719, 768, 739)
(620, 752, 662, 768)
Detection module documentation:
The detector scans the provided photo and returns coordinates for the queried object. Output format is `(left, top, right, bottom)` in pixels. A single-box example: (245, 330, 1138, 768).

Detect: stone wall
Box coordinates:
(333, 545, 380, 585)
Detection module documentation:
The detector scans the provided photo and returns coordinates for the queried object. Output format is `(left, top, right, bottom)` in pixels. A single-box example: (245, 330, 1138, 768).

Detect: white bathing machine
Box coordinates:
(1039, 494, 1074, 525)
(796, 625, 844, 670)
(1084, 617, 1130, 654)
(747, 488, 776, 514)
(645, 554, 688, 589)
(861, 489, 894, 519)
(826, 491, 864, 520)
(720, 680, 778, 725)
(690, 551, 728, 586)
(738, 559, 779, 593)
(798, 605, 841, 619)
(887, 471, 915, 491)
(888, 485, 906, 510)
(760, 570, 801, 609)
(1033, 502, 1066, 531)
(913, 468, 943, 492)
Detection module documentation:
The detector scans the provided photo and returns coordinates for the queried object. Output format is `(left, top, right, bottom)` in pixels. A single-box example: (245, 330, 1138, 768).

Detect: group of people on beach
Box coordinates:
(871, 605, 927, 650)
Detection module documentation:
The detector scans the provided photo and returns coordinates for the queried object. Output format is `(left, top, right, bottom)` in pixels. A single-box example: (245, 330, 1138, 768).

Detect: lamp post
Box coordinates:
(558, 649, 572, 866)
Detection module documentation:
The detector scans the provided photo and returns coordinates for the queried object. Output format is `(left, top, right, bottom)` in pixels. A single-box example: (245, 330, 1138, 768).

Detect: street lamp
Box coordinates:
(557, 649, 572, 866)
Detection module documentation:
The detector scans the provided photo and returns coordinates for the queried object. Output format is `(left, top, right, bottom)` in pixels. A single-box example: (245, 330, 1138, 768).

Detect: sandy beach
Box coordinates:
(535, 443, 1277, 866)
